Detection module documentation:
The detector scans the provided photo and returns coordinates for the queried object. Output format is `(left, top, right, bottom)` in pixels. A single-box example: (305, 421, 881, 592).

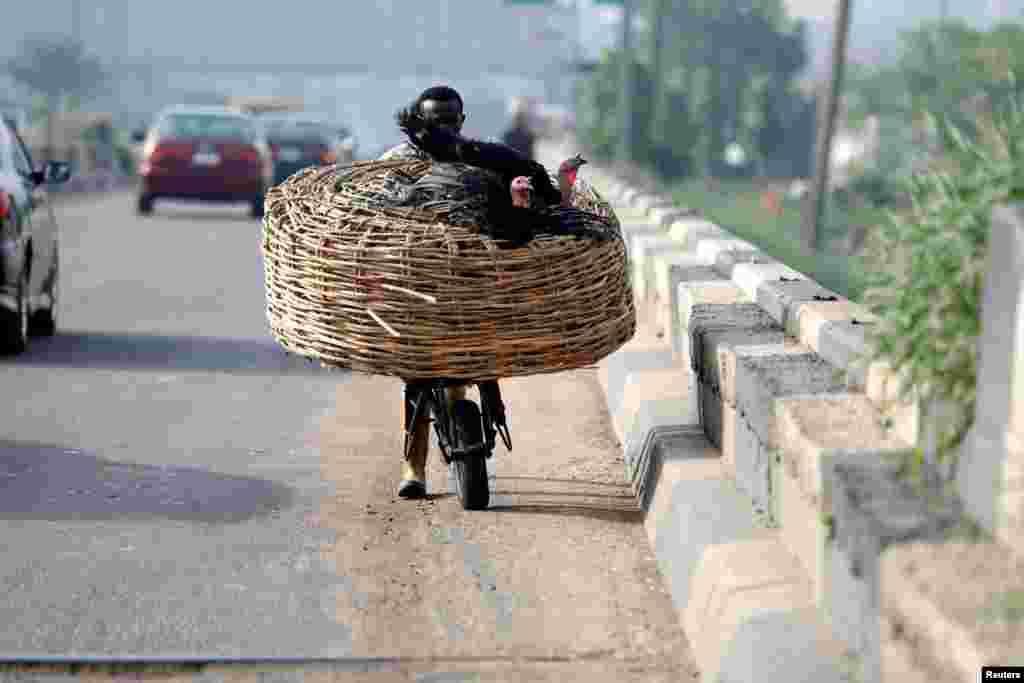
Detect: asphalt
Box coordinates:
(0, 191, 697, 681)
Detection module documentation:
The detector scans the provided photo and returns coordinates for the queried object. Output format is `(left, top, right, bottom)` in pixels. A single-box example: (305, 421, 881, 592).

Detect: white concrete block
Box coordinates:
(695, 238, 759, 266)
(731, 262, 806, 302)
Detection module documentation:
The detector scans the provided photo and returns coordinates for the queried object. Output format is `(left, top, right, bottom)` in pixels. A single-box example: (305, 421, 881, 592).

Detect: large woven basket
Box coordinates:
(261, 158, 636, 381)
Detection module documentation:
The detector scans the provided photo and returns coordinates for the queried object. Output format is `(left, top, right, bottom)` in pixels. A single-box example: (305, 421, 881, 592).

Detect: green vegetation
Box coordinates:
(669, 178, 881, 301)
(861, 84, 1024, 476)
(577, 0, 814, 180)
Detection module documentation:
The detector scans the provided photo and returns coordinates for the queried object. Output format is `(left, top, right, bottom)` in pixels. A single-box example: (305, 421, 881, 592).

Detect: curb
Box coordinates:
(555, 143, 1013, 683)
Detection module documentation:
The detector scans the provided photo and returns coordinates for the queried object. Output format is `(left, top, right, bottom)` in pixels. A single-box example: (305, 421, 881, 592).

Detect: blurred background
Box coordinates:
(2, 0, 1023, 298)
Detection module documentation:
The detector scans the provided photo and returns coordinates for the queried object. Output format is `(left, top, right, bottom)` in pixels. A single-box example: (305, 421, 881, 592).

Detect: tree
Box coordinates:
(6, 34, 108, 162)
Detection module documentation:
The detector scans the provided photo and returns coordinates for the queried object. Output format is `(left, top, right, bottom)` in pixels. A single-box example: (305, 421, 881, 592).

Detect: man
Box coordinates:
(500, 98, 536, 160)
(378, 85, 559, 499)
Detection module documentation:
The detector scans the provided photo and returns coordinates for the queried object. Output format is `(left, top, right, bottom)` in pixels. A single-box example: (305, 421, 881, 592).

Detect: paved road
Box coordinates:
(0, 192, 697, 681)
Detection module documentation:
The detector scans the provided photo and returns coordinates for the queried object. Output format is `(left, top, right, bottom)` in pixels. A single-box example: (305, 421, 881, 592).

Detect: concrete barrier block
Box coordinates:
(686, 303, 783, 449)
(718, 342, 809, 408)
(775, 394, 914, 514)
(686, 537, 850, 683)
(829, 454, 962, 681)
(695, 238, 759, 265)
(621, 222, 666, 257)
(623, 400, 701, 498)
(714, 250, 779, 279)
(668, 272, 733, 360)
(652, 255, 708, 316)
(728, 351, 848, 510)
(880, 540, 1024, 682)
(756, 279, 842, 337)
(880, 613, 945, 683)
(641, 433, 776, 633)
(731, 262, 806, 303)
(598, 346, 677, 433)
(817, 320, 876, 389)
(617, 366, 696, 450)
(668, 218, 727, 251)
(733, 349, 848, 451)
(795, 299, 879, 357)
(686, 302, 782, 394)
(632, 193, 672, 214)
(718, 605, 858, 683)
(716, 342, 811, 494)
(776, 459, 831, 604)
(649, 205, 690, 228)
(631, 234, 687, 304)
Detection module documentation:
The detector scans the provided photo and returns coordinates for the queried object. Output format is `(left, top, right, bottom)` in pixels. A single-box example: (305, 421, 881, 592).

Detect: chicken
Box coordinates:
(557, 154, 588, 207)
(510, 176, 533, 208)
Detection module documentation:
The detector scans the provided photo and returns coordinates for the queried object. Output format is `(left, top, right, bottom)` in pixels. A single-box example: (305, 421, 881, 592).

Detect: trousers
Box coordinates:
(402, 381, 469, 464)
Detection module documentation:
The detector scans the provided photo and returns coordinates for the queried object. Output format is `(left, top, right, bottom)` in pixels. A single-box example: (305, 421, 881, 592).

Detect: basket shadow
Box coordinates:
(9, 330, 343, 376)
(485, 503, 643, 523)
(492, 475, 634, 489)
(0, 439, 296, 523)
(485, 475, 642, 522)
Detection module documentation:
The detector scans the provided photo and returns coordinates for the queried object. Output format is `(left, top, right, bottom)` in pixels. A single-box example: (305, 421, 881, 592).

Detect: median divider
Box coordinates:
(558, 146, 1021, 682)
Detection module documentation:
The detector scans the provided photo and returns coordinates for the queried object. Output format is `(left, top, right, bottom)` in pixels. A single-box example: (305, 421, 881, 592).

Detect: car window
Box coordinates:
(158, 114, 255, 142)
(264, 120, 334, 141)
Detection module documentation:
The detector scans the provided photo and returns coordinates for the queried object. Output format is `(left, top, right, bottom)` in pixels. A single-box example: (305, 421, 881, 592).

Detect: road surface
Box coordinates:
(0, 192, 697, 681)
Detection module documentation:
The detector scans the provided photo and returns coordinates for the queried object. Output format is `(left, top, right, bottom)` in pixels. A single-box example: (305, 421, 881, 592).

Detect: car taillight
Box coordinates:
(237, 146, 260, 163)
(149, 142, 192, 163)
(0, 191, 10, 220)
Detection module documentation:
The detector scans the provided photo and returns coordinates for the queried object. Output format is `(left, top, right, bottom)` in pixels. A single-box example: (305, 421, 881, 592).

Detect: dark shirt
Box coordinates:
(501, 126, 535, 161)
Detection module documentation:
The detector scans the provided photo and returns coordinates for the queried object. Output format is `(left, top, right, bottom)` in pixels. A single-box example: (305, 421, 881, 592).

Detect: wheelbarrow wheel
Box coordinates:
(451, 399, 489, 511)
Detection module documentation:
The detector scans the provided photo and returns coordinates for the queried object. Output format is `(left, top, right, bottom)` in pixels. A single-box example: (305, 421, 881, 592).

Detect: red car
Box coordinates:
(134, 106, 273, 218)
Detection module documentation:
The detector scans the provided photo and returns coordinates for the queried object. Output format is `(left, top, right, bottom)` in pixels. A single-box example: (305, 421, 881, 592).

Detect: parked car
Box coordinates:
(0, 115, 71, 355)
(133, 105, 273, 218)
(255, 115, 356, 186)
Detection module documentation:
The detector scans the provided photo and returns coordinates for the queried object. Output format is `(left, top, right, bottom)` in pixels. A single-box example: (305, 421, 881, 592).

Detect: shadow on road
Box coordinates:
(486, 475, 642, 522)
(486, 504, 643, 523)
(6, 330, 346, 376)
(140, 205, 261, 223)
(0, 439, 296, 523)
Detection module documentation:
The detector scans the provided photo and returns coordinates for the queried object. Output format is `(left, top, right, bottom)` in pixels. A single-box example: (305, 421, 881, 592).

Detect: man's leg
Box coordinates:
(399, 380, 431, 499)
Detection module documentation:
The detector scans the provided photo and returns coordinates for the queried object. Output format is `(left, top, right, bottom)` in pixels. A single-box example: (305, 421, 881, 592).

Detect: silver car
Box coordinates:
(0, 115, 71, 355)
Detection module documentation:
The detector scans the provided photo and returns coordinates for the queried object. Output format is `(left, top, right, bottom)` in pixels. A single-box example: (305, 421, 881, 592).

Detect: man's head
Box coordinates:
(414, 85, 465, 134)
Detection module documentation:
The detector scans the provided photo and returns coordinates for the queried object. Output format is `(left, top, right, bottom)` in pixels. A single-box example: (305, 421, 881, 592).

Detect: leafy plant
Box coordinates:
(861, 79, 1024, 476)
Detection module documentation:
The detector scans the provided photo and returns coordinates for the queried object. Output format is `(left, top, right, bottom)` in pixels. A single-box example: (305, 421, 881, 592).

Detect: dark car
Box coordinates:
(0, 115, 71, 355)
(258, 116, 347, 186)
(134, 106, 272, 218)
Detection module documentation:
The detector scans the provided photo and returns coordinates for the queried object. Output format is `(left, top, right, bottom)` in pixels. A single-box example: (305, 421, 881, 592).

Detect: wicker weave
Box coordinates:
(261, 158, 636, 380)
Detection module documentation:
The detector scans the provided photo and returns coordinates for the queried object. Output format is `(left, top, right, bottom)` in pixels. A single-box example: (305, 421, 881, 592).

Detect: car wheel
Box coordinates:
(137, 194, 154, 215)
(250, 194, 265, 219)
(0, 269, 29, 355)
(29, 261, 57, 337)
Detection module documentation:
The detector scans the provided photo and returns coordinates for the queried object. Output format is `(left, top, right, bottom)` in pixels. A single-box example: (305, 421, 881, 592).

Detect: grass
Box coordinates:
(668, 178, 888, 302)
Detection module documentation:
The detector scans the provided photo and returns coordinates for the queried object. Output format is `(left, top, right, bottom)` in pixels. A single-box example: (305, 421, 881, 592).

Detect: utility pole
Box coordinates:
(800, 0, 852, 255)
(618, 0, 635, 163)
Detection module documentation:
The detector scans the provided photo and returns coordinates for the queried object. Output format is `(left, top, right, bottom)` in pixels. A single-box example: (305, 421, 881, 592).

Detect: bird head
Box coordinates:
(557, 154, 588, 187)
(510, 175, 533, 208)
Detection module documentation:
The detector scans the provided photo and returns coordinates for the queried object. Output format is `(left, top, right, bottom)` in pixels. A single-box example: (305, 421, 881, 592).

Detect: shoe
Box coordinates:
(398, 478, 427, 499)
(398, 422, 429, 499)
